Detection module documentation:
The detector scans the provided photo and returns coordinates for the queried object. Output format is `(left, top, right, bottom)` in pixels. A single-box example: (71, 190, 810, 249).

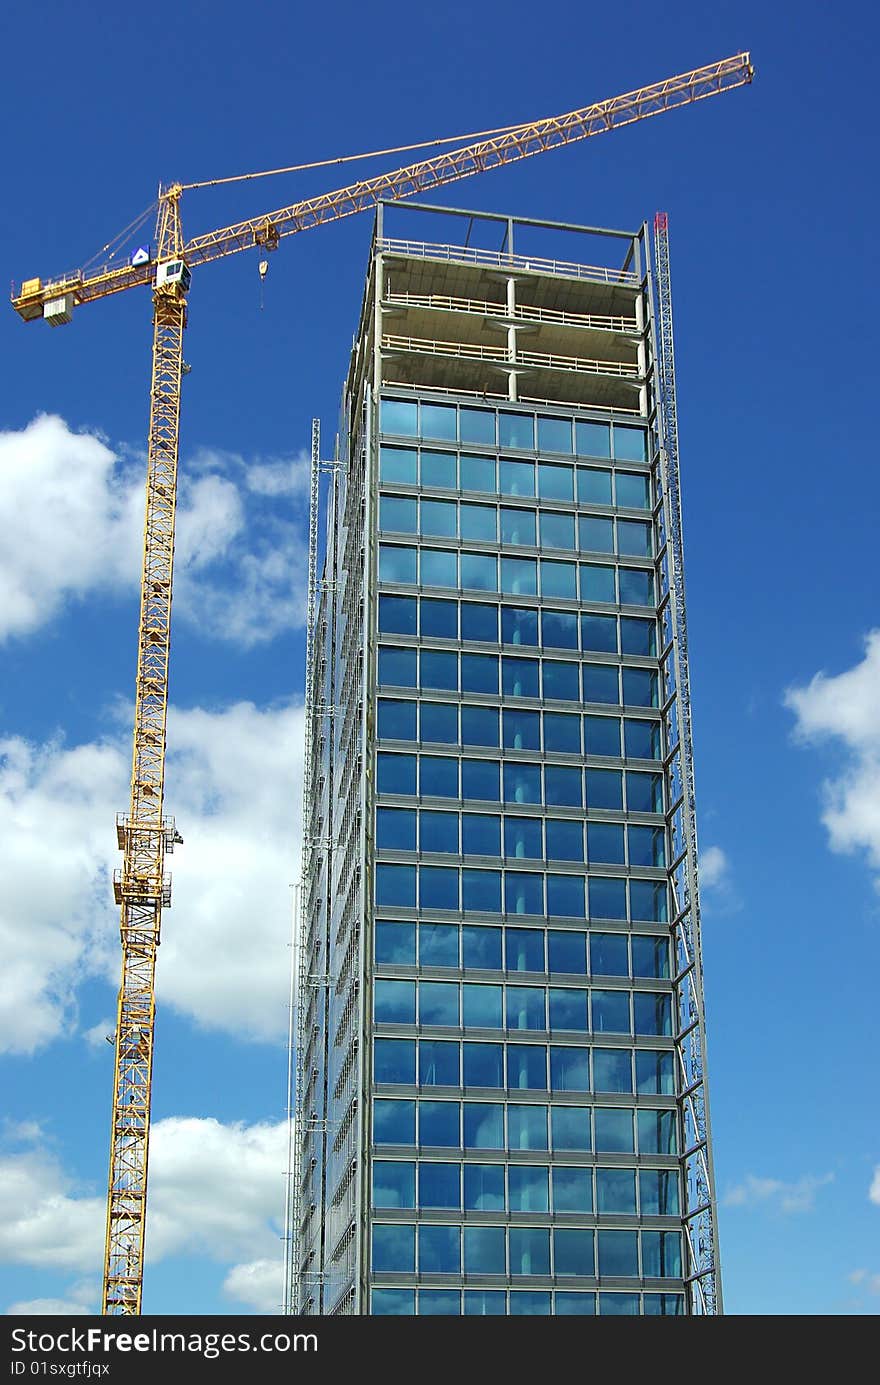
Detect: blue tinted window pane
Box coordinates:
(626, 769, 663, 811)
(543, 713, 581, 754)
(419, 1289, 461, 1316)
(506, 986, 545, 1031)
(379, 544, 417, 584)
(499, 412, 535, 450)
(553, 1168, 593, 1213)
(542, 608, 579, 647)
(506, 926, 544, 971)
(378, 699, 417, 741)
(555, 1292, 595, 1315)
(585, 769, 623, 809)
(580, 564, 616, 603)
(421, 405, 457, 443)
(503, 710, 541, 751)
(587, 822, 625, 865)
(420, 704, 458, 746)
(545, 818, 583, 862)
(419, 1100, 461, 1147)
(618, 568, 654, 607)
(542, 660, 580, 701)
(501, 606, 539, 647)
(380, 445, 418, 484)
(505, 873, 543, 916)
(377, 807, 417, 851)
(463, 1166, 506, 1212)
(599, 1293, 639, 1316)
(613, 425, 647, 462)
(638, 1109, 679, 1155)
(421, 596, 459, 639)
(502, 656, 540, 698)
(640, 1169, 680, 1216)
(584, 715, 620, 756)
(581, 614, 617, 653)
(589, 876, 627, 920)
(376, 920, 416, 965)
(550, 1045, 590, 1089)
(378, 647, 417, 689)
(419, 923, 459, 967)
(541, 566, 578, 603)
(460, 503, 497, 542)
(376, 864, 416, 908)
(590, 933, 628, 976)
(544, 766, 582, 807)
(592, 990, 631, 1034)
(620, 617, 656, 656)
(461, 759, 500, 801)
(460, 552, 498, 592)
(499, 461, 535, 499)
(551, 1106, 591, 1151)
(420, 650, 458, 690)
(554, 1228, 595, 1277)
(510, 1227, 550, 1275)
(421, 986, 460, 1030)
(624, 722, 662, 763)
(503, 763, 542, 805)
(420, 756, 459, 799)
(463, 1042, 504, 1086)
(420, 865, 459, 910)
(418, 1225, 460, 1274)
(462, 984, 503, 1028)
(462, 813, 501, 856)
(464, 1103, 504, 1149)
(419, 1162, 461, 1209)
(460, 452, 497, 492)
(504, 817, 543, 859)
(644, 1294, 685, 1316)
(618, 519, 653, 557)
(421, 548, 458, 588)
(507, 1045, 547, 1090)
(579, 516, 614, 553)
(508, 1105, 549, 1151)
(577, 467, 612, 503)
(636, 1050, 676, 1096)
(501, 557, 538, 595)
(421, 498, 457, 538)
(500, 506, 536, 546)
(421, 451, 457, 490)
(593, 1048, 633, 1094)
(463, 1226, 506, 1272)
(461, 869, 502, 912)
(546, 875, 586, 918)
(642, 1232, 682, 1279)
(596, 1167, 636, 1214)
(540, 511, 576, 549)
(615, 471, 651, 508)
(374, 1038, 416, 1084)
(510, 1291, 551, 1314)
(623, 668, 658, 708)
(380, 495, 418, 533)
(461, 653, 499, 694)
(634, 993, 672, 1037)
(461, 925, 503, 969)
(548, 931, 587, 974)
(460, 409, 496, 447)
(583, 664, 619, 705)
(538, 463, 574, 501)
(628, 826, 665, 868)
(421, 1041, 460, 1091)
(631, 879, 668, 922)
(372, 1161, 416, 1209)
(372, 1223, 415, 1272)
(597, 1230, 638, 1278)
(460, 705, 499, 748)
(595, 1108, 634, 1153)
(537, 415, 573, 454)
(549, 991, 589, 1033)
(381, 399, 418, 436)
(461, 601, 498, 642)
(576, 421, 611, 458)
(632, 935, 670, 979)
(374, 1098, 415, 1144)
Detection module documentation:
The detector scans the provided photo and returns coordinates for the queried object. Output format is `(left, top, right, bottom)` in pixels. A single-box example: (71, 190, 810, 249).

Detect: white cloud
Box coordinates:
(0, 700, 303, 1054)
(849, 1269, 880, 1295)
(786, 632, 880, 885)
(700, 845, 730, 890)
(0, 416, 308, 647)
(223, 1257, 284, 1312)
(5, 1298, 90, 1316)
(870, 1166, 880, 1207)
(723, 1172, 834, 1214)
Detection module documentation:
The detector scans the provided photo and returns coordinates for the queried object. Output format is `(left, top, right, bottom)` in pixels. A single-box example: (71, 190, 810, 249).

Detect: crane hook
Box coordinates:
(258, 258, 269, 311)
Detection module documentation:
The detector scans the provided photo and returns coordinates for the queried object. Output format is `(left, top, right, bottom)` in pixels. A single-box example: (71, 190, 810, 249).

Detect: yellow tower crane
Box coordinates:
(11, 52, 752, 1316)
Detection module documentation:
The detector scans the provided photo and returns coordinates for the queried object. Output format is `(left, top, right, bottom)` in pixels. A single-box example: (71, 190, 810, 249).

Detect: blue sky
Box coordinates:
(1, 0, 878, 1316)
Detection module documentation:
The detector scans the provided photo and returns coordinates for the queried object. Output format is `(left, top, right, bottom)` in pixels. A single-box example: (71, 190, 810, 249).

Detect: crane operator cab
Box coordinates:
(154, 259, 192, 294)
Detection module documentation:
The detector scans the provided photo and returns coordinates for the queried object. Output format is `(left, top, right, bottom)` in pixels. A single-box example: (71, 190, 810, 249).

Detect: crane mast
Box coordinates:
(10, 54, 753, 1317)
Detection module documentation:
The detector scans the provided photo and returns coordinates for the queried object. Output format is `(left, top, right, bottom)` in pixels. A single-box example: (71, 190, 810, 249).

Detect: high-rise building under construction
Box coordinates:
(291, 199, 721, 1316)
